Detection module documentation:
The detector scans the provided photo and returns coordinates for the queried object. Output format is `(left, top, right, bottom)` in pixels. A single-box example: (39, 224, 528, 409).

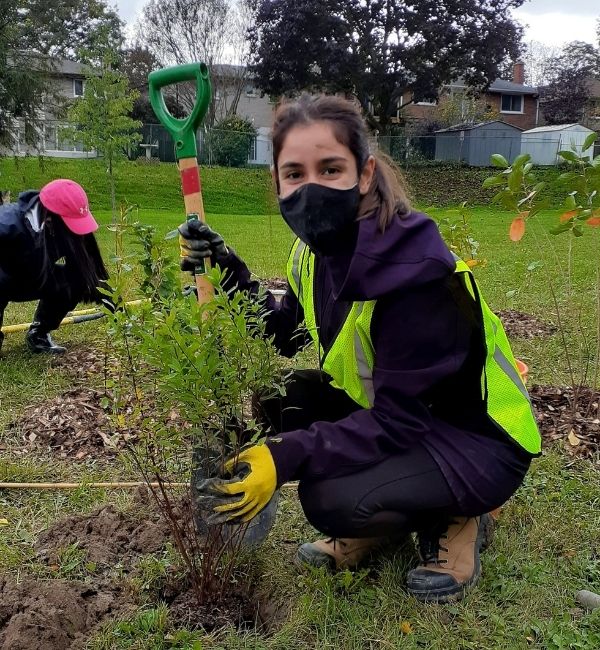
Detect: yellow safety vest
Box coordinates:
(286, 239, 541, 455)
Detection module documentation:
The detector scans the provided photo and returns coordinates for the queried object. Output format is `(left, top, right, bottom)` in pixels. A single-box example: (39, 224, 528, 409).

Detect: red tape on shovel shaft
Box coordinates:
(181, 166, 201, 195)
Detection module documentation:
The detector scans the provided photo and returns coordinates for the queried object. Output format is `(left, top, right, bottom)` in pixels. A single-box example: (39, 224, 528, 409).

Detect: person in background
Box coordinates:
(0, 179, 108, 355)
(179, 94, 540, 603)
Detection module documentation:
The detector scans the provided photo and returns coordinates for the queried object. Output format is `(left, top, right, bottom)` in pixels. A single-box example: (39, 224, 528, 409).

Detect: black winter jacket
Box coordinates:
(0, 191, 106, 304)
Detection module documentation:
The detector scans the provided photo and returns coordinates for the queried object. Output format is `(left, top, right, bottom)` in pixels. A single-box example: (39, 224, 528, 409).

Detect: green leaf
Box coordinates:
(573, 225, 584, 237)
(482, 175, 506, 188)
(550, 222, 573, 235)
(583, 132, 598, 152)
(565, 194, 577, 209)
(558, 150, 579, 163)
(558, 172, 578, 182)
(490, 154, 509, 169)
(512, 153, 531, 168)
(508, 169, 523, 193)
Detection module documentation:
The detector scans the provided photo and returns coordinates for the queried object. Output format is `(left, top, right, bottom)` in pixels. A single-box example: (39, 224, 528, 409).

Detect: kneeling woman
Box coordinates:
(180, 95, 540, 603)
(0, 179, 108, 354)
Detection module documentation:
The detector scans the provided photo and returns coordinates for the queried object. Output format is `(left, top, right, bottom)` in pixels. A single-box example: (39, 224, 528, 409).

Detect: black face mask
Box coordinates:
(278, 183, 360, 256)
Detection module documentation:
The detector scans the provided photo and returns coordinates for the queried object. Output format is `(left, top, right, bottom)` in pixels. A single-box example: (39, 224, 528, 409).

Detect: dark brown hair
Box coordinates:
(272, 94, 411, 229)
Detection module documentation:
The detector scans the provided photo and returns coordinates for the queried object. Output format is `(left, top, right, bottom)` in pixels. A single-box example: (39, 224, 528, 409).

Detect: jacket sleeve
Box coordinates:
(266, 279, 475, 485)
(219, 250, 307, 357)
(0, 215, 28, 293)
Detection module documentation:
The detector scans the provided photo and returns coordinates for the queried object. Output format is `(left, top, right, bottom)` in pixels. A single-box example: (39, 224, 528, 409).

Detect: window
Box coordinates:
(73, 78, 85, 97)
(248, 136, 257, 162)
(501, 94, 523, 113)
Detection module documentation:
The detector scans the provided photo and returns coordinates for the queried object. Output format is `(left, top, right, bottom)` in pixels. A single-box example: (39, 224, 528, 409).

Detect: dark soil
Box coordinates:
(263, 277, 287, 292)
(497, 309, 557, 339)
(0, 493, 277, 649)
(0, 577, 126, 650)
(531, 384, 600, 462)
(35, 501, 172, 569)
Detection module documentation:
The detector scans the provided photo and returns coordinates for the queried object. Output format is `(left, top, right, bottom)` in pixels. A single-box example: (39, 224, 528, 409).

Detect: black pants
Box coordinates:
(0, 291, 80, 341)
(256, 370, 460, 539)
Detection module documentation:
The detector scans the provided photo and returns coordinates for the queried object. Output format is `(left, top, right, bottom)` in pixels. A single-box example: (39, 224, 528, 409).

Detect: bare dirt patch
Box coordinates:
(0, 494, 278, 648)
(35, 501, 172, 569)
(0, 577, 125, 650)
(497, 310, 557, 339)
(531, 384, 600, 462)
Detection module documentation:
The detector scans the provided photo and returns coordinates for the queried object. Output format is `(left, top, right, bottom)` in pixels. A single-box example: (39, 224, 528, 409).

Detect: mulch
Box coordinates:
(496, 309, 557, 339)
(530, 384, 600, 462)
(9, 387, 134, 460)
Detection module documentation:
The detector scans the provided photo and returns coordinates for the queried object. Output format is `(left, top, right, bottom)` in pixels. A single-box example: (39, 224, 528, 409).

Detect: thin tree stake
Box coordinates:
(0, 481, 298, 490)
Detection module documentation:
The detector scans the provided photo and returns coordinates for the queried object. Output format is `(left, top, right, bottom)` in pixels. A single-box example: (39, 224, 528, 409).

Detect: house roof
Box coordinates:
(447, 77, 538, 95)
(523, 124, 593, 133)
(435, 120, 523, 133)
(46, 58, 89, 77)
(488, 79, 538, 95)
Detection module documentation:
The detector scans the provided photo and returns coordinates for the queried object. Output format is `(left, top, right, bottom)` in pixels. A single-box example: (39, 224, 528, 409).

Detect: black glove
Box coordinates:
(178, 221, 229, 273)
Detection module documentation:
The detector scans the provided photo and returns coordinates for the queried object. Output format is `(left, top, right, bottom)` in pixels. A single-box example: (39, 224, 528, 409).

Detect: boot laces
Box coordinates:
(325, 538, 347, 551)
(419, 519, 457, 566)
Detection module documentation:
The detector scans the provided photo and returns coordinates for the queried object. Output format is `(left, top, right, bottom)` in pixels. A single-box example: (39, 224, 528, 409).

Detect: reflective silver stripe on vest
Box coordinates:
(291, 241, 306, 295)
(354, 302, 375, 406)
(493, 346, 531, 402)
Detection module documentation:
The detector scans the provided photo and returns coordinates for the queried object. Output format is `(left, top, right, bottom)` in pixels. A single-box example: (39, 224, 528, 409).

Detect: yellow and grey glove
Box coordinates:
(177, 221, 229, 273)
(195, 444, 277, 525)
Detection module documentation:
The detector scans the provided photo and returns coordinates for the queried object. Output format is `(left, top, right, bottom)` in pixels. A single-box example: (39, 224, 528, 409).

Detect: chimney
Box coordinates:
(512, 61, 525, 85)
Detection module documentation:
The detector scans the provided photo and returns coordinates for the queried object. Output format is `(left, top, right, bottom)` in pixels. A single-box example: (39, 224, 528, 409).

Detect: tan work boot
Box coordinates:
(406, 514, 494, 603)
(295, 537, 387, 571)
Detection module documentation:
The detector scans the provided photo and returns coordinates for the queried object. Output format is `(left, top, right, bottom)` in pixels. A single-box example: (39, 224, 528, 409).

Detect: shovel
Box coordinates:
(149, 62, 213, 304)
(149, 63, 278, 547)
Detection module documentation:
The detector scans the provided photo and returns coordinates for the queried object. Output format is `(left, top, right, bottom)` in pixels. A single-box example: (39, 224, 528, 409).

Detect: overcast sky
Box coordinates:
(115, 0, 599, 48)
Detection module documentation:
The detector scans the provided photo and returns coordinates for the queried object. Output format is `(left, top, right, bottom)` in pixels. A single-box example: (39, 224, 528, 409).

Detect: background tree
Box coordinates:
(121, 44, 184, 122)
(137, 0, 228, 125)
(522, 41, 561, 87)
(540, 41, 600, 125)
(0, 0, 47, 151)
(64, 40, 142, 220)
(205, 115, 256, 167)
(19, 0, 122, 60)
(433, 93, 501, 130)
(249, 0, 526, 132)
(0, 0, 123, 154)
(137, 0, 255, 124)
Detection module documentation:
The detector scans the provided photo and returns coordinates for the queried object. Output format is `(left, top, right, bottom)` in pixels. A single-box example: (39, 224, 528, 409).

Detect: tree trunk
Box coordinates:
(109, 157, 117, 224)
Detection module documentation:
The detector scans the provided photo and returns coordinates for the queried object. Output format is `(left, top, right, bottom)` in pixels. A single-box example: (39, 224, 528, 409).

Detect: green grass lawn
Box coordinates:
(1, 160, 600, 649)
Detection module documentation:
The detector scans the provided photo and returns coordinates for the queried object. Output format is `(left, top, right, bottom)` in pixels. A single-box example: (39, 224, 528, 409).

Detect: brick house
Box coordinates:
(397, 62, 540, 131)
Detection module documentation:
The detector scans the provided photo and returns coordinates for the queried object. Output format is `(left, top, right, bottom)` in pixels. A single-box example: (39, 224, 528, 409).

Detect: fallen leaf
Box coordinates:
(560, 210, 578, 223)
(568, 429, 581, 447)
(400, 621, 413, 635)
(0, 518, 9, 526)
(509, 217, 526, 242)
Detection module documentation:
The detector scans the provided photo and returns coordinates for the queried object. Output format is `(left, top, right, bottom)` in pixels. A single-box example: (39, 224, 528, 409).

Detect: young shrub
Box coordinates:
(204, 116, 257, 168)
(102, 216, 284, 605)
(483, 133, 600, 407)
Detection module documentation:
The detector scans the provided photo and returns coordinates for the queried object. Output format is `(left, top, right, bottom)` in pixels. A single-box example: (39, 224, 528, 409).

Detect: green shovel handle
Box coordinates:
(148, 62, 211, 160)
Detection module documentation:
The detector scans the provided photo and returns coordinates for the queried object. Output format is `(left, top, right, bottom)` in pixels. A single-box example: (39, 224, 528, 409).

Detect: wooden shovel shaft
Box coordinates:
(178, 156, 214, 305)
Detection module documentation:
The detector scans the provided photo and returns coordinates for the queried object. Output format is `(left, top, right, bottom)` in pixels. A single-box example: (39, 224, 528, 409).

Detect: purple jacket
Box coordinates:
(223, 210, 532, 514)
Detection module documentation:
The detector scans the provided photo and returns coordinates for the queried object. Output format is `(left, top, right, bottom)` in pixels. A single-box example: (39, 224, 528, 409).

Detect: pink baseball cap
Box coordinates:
(39, 179, 98, 235)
